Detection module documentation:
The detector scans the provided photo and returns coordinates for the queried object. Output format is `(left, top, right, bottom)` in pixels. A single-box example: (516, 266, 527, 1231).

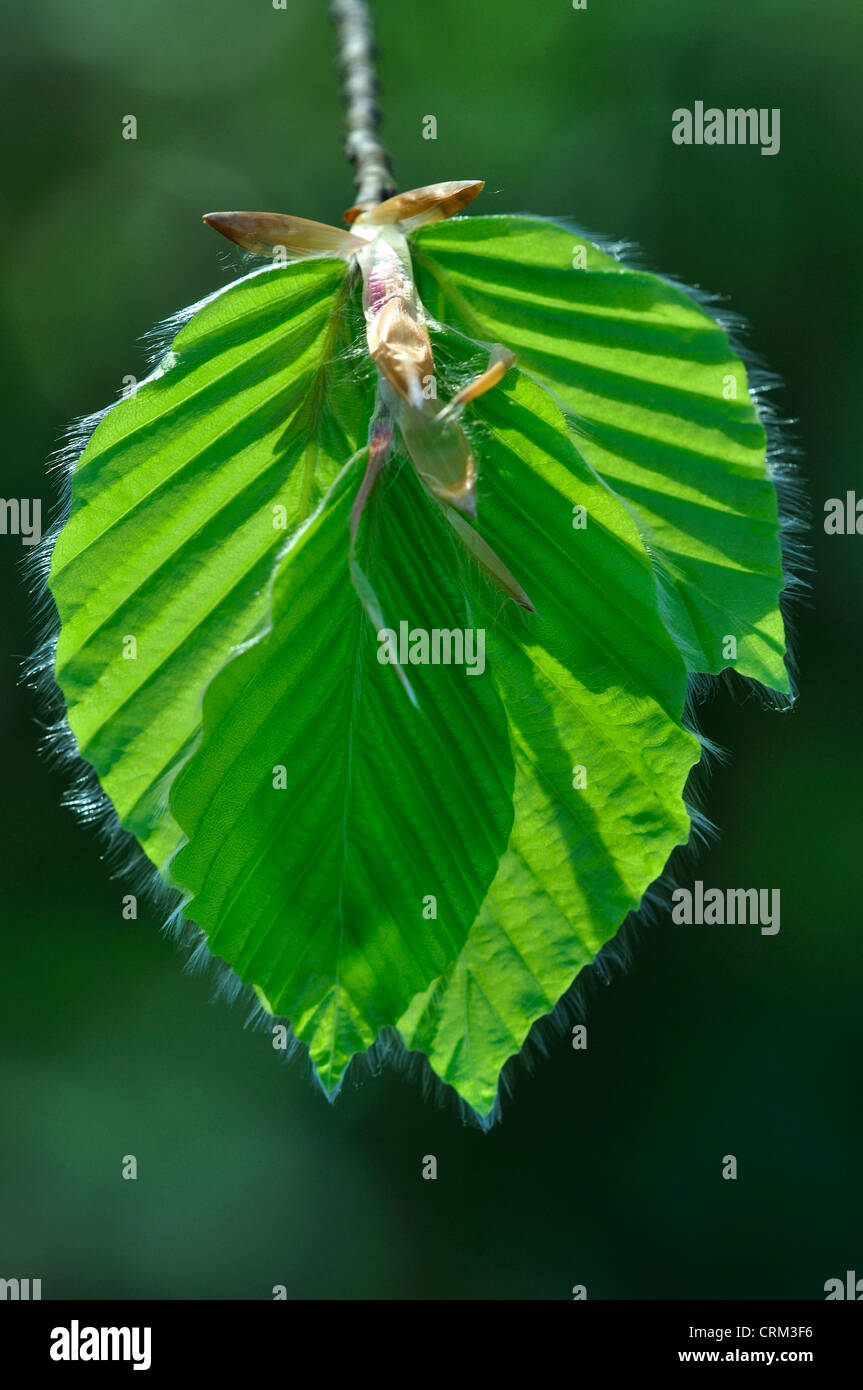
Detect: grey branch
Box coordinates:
(330, 0, 396, 210)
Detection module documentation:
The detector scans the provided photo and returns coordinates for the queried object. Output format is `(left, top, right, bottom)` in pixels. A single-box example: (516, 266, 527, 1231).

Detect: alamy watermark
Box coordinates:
(824, 1270, 863, 1299)
(672, 881, 781, 935)
(0, 1276, 41, 1300)
(377, 622, 486, 677)
(824, 492, 863, 534)
(50, 1321, 151, 1371)
(0, 498, 41, 545)
(672, 102, 780, 157)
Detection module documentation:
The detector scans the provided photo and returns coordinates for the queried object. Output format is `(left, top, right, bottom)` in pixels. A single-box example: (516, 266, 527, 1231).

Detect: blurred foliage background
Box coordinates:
(1, 0, 861, 1299)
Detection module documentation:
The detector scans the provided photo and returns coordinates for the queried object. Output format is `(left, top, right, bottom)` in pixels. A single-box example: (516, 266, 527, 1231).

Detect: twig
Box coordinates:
(330, 0, 396, 210)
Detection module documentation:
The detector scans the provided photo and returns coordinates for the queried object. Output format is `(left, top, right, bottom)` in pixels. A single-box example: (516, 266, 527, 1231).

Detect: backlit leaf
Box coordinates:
(46, 211, 791, 1119)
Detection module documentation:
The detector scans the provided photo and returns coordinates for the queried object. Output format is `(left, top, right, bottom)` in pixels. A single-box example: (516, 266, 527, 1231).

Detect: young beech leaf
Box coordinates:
(397, 341, 702, 1116)
(50, 260, 365, 868)
(169, 457, 515, 1092)
(413, 215, 791, 693)
(45, 189, 792, 1123)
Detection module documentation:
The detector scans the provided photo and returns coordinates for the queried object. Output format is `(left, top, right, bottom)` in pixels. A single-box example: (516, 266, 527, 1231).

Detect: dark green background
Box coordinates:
(1, 0, 860, 1299)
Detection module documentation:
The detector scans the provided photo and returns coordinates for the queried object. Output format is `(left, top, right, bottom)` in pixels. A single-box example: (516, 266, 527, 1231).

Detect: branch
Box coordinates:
(330, 0, 396, 210)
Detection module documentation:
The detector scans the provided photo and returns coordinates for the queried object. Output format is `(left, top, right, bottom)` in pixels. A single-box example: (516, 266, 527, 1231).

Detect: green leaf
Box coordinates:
(47, 211, 789, 1120)
(397, 340, 700, 1116)
(169, 456, 515, 1092)
(50, 259, 364, 866)
(413, 215, 790, 693)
